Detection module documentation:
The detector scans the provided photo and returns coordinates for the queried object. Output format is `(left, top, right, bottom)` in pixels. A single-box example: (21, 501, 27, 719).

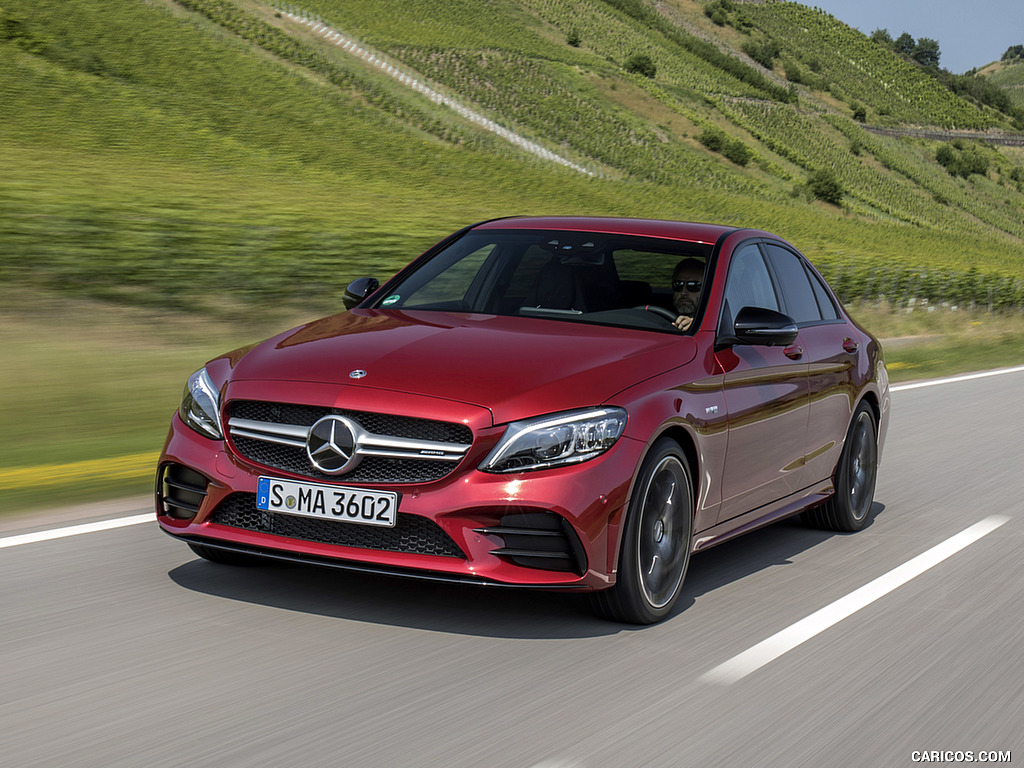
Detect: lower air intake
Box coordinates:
(159, 463, 209, 520)
(475, 511, 587, 575)
(209, 493, 465, 559)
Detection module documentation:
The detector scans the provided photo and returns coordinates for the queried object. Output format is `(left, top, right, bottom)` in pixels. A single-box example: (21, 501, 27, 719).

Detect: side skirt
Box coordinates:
(691, 480, 834, 552)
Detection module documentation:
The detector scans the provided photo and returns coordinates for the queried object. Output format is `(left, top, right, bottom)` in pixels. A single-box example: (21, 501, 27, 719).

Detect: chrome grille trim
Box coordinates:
(227, 417, 471, 462)
(229, 418, 308, 448)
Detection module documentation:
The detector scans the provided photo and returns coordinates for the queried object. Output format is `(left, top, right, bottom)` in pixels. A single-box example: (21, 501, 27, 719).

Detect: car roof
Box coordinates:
(473, 216, 738, 245)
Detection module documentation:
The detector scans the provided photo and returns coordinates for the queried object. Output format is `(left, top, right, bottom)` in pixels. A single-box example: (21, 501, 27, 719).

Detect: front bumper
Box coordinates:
(157, 413, 642, 590)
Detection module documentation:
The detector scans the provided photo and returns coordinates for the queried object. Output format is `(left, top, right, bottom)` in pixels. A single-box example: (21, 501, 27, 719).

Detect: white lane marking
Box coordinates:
(890, 364, 1024, 392)
(701, 515, 1009, 685)
(0, 514, 152, 549)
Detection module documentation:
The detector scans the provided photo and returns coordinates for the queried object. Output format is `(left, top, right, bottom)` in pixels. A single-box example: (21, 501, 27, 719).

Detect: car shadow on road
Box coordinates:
(670, 501, 886, 620)
(167, 501, 886, 639)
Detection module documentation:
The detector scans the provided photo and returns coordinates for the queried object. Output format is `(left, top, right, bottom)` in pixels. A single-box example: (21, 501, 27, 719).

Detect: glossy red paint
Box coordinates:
(224, 309, 698, 425)
(157, 217, 890, 622)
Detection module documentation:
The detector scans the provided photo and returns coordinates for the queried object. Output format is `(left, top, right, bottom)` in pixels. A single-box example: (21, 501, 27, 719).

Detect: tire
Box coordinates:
(803, 401, 878, 532)
(187, 542, 265, 567)
(589, 438, 694, 624)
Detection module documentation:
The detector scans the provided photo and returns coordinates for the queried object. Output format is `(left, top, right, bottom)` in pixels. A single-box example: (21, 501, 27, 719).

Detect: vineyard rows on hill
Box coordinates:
(825, 118, 1024, 245)
(741, 2, 1003, 130)
(3, 0, 1024, 313)
(985, 63, 1024, 111)
(393, 46, 762, 190)
(274, 1, 772, 190)
(281, 10, 594, 174)
(719, 101, 962, 228)
(519, 0, 766, 98)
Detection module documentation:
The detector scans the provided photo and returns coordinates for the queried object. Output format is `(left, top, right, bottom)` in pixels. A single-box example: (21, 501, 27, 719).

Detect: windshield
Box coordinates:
(375, 230, 713, 333)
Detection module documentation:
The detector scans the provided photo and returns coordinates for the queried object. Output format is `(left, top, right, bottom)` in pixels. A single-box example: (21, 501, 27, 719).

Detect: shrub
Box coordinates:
(704, 0, 734, 25)
(722, 138, 751, 166)
(808, 168, 843, 205)
(936, 142, 990, 179)
(698, 126, 725, 152)
(567, 29, 581, 47)
(624, 53, 656, 78)
(742, 37, 781, 69)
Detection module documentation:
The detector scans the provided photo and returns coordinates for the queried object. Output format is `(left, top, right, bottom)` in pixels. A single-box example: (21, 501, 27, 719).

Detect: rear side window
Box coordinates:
(808, 268, 841, 321)
(764, 244, 827, 324)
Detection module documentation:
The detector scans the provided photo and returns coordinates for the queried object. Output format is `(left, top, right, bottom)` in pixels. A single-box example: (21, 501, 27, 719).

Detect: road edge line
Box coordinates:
(0, 514, 154, 550)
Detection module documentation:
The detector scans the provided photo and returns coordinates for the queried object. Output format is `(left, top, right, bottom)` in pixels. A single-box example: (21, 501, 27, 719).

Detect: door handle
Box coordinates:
(842, 338, 859, 354)
(784, 345, 804, 360)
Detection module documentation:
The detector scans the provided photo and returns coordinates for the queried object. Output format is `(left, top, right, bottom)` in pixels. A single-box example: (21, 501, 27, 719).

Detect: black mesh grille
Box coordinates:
(228, 400, 473, 484)
(231, 401, 472, 443)
(209, 493, 465, 558)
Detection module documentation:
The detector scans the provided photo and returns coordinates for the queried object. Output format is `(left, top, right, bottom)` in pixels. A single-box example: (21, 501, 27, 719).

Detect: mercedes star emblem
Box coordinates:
(306, 415, 361, 475)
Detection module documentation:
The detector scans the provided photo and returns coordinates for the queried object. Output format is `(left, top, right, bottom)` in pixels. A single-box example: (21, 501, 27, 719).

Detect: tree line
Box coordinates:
(1002, 45, 1024, 62)
(869, 28, 1023, 128)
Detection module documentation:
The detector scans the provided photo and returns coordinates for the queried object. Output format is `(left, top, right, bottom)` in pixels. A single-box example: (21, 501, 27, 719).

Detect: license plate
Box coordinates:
(257, 477, 398, 528)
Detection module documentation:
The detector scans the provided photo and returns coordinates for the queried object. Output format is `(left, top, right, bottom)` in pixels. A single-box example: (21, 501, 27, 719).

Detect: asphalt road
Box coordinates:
(3, 370, 1022, 768)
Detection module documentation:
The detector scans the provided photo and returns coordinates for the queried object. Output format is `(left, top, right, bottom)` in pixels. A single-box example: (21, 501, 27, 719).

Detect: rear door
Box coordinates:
(762, 243, 854, 487)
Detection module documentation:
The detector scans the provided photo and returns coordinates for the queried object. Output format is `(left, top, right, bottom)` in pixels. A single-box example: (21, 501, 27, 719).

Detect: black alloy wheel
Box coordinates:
(803, 401, 878, 532)
(590, 438, 694, 624)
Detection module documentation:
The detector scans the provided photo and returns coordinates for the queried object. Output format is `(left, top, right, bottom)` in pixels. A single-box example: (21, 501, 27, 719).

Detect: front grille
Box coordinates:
(210, 493, 465, 558)
(228, 400, 473, 484)
(232, 401, 472, 443)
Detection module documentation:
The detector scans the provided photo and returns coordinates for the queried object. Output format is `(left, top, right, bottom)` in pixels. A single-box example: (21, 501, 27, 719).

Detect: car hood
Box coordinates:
(222, 309, 697, 425)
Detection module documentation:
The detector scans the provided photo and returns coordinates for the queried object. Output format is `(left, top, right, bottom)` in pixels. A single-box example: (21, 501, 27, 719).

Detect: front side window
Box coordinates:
(375, 230, 713, 334)
(721, 243, 779, 331)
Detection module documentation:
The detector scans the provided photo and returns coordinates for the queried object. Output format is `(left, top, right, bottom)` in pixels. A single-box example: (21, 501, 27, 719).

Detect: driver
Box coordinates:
(672, 258, 704, 331)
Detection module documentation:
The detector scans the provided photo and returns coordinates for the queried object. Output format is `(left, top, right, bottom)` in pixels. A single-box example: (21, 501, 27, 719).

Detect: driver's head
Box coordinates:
(672, 258, 704, 316)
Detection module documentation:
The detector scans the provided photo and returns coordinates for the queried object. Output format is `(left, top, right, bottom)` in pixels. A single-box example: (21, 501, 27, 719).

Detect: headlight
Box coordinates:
(480, 407, 627, 473)
(179, 368, 222, 439)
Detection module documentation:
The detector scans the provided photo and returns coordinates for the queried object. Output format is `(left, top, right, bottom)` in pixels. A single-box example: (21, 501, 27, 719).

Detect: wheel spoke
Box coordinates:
(637, 457, 692, 609)
(846, 414, 876, 520)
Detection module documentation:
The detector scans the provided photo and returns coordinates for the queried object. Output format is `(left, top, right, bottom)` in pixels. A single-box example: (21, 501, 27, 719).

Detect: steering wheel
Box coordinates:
(633, 305, 680, 324)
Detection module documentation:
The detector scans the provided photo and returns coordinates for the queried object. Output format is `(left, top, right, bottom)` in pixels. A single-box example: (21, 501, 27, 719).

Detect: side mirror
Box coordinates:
(342, 277, 380, 310)
(730, 306, 798, 347)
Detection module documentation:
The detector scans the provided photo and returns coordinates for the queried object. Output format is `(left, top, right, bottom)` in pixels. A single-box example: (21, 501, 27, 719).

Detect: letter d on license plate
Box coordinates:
(257, 477, 398, 528)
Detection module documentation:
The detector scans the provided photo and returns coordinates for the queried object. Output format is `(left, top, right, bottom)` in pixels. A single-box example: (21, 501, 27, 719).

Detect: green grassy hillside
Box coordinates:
(982, 59, 1024, 111)
(2, 0, 1024, 315)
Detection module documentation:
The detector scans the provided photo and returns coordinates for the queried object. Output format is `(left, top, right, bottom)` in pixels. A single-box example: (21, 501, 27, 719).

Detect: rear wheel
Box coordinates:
(187, 542, 265, 566)
(803, 401, 878, 532)
(590, 438, 694, 624)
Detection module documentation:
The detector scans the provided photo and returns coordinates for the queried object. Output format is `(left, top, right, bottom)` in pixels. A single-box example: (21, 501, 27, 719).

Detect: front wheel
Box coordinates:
(589, 438, 694, 624)
(803, 401, 878, 532)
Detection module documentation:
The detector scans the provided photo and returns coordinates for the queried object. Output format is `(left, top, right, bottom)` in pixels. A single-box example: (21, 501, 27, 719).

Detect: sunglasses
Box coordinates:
(672, 280, 702, 293)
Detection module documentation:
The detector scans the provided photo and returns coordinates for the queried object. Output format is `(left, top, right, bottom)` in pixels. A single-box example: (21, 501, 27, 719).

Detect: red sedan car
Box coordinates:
(158, 217, 889, 623)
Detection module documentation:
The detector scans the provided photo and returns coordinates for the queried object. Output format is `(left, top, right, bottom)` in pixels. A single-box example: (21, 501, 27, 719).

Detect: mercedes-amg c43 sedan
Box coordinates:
(158, 217, 890, 623)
